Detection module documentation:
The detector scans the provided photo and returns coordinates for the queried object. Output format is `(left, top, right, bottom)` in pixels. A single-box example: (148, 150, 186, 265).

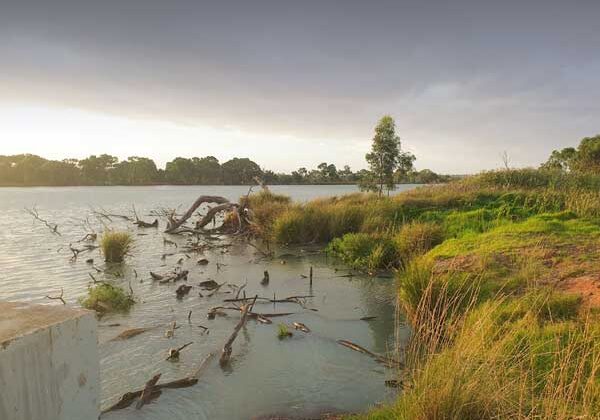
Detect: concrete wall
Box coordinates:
(0, 301, 99, 420)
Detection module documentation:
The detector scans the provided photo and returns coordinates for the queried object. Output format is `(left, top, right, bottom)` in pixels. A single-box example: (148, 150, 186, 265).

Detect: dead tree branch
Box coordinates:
(165, 195, 231, 233)
(337, 339, 402, 368)
(25, 206, 61, 235)
(45, 288, 66, 305)
(219, 295, 257, 367)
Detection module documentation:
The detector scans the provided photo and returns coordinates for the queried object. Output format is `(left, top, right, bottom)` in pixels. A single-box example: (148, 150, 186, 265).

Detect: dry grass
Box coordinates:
(100, 231, 132, 263)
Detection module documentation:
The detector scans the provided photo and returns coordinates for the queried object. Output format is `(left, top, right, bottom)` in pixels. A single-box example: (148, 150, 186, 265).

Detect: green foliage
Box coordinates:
(365, 115, 403, 195)
(541, 147, 577, 171)
(0, 154, 391, 186)
(221, 157, 263, 184)
(111, 156, 158, 185)
(472, 168, 600, 191)
(574, 135, 600, 174)
(80, 283, 135, 313)
(394, 221, 444, 266)
(542, 135, 600, 174)
(244, 190, 292, 238)
(100, 231, 133, 263)
(277, 323, 292, 339)
(328, 233, 397, 271)
(429, 213, 600, 259)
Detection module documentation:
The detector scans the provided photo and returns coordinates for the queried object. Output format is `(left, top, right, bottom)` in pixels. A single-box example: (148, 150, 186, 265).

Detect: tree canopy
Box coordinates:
(542, 135, 600, 174)
(0, 154, 383, 186)
(361, 115, 417, 194)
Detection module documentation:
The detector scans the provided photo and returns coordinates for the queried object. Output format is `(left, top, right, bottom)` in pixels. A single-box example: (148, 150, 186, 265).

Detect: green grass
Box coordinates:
(242, 170, 600, 419)
(79, 283, 135, 313)
(429, 213, 600, 259)
(277, 323, 292, 339)
(330, 170, 600, 420)
(100, 231, 133, 263)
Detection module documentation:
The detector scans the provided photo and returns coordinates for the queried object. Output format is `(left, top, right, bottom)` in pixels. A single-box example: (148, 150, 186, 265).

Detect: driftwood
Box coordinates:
(195, 202, 239, 229)
(109, 327, 154, 341)
(68, 243, 98, 261)
(78, 233, 97, 242)
(293, 322, 310, 333)
(206, 282, 227, 297)
(223, 295, 314, 305)
(219, 295, 257, 366)
(136, 374, 161, 409)
(159, 270, 189, 284)
(337, 339, 402, 368)
(261, 270, 270, 285)
(132, 204, 159, 228)
(101, 354, 215, 414)
(163, 237, 178, 247)
(25, 206, 61, 235)
(176, 284, 192, 298)
(165, 195, 231, 233)
(167, 342, 193, 361)
(150, 271, 163, 281)
(233, 281, 247, 300)
(135, 218, 159, 228)
(199, 279, 219, 289)
(93, 208, 134, 222)
(45, 288, 66, 305)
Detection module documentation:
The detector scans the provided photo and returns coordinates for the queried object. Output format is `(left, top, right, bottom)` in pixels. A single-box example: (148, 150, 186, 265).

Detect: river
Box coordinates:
(0, 184, 416, 419)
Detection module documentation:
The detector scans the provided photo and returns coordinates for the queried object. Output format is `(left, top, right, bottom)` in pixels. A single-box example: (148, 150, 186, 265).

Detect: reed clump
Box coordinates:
(80, 283, 135, 313)
(100, 231, 132, 263)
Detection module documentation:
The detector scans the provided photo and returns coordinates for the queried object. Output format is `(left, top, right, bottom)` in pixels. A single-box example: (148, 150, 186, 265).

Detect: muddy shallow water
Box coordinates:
(0, 185, 415, 419)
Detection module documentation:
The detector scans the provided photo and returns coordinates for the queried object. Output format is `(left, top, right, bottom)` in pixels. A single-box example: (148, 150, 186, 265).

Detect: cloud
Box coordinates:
(1, 0, 599, 173)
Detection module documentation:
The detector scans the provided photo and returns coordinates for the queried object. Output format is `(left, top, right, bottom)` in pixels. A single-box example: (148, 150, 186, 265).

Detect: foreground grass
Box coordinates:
(246, 169, 600, 419)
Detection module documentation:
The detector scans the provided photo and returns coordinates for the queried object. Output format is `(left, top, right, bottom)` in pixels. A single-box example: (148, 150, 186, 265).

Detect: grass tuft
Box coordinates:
(100, 231, 132, 263)
(80, 283, 135, 313)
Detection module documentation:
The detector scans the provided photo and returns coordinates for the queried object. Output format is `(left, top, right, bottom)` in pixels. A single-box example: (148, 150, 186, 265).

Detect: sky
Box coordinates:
(1, 0, 599, 174)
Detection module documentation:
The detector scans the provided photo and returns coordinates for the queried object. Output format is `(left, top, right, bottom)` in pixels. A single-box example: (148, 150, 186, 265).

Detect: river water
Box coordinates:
(0, 185, 415, 419)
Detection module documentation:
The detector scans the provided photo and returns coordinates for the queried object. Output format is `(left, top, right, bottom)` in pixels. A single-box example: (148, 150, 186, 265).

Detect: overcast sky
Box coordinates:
(1, 0, 599, 173)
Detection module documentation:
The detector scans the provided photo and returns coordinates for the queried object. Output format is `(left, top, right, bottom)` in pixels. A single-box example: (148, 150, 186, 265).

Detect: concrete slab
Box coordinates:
(0, 301, 99, 420)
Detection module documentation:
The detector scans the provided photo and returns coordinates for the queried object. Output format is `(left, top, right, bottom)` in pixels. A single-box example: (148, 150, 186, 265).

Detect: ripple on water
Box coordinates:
(0, 186, 412, 420)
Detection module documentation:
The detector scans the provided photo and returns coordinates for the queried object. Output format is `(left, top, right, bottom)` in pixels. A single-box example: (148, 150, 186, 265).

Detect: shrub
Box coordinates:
(277, 323, 292, 339)
(100, 231, 132, 263)
(245, 190, 291, 238)
(80, 283, 135, 313)
(394, 221, 444, 266)
(328, 233, 397, 271)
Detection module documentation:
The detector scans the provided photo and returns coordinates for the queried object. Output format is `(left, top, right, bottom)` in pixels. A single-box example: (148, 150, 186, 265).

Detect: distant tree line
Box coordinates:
(0, 153, 448, 187)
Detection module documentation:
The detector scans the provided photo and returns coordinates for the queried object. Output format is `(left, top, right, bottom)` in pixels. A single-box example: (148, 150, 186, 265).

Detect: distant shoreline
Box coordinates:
(0, 182, 431, 188)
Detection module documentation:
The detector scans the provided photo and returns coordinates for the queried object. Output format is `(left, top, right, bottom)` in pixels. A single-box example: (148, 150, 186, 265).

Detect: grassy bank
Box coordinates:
(248, 169, 600, 419)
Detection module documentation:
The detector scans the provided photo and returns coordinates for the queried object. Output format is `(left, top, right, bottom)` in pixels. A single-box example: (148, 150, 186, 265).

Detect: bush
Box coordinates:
(245, 191, 291, 238)
(328, 233, 397, 272)
(80, 283, 135, 313)
(100, 231, 132, 263)
(394, 221, 444, 266)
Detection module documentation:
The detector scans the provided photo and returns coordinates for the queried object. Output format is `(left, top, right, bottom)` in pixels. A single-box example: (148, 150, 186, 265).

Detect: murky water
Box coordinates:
(0, 185, 415, 419)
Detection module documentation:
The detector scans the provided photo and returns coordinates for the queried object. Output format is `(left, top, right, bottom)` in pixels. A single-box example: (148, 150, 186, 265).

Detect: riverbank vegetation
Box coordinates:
(243, 164, 600, 419)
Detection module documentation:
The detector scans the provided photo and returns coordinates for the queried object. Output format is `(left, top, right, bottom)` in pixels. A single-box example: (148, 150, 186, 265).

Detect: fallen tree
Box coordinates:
(165, 195, 234, 233)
